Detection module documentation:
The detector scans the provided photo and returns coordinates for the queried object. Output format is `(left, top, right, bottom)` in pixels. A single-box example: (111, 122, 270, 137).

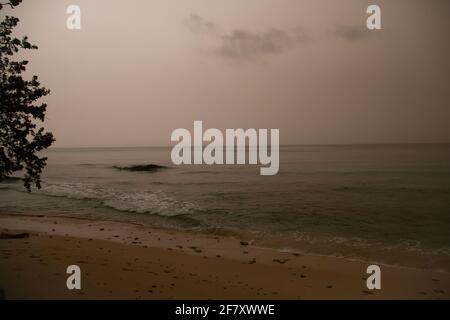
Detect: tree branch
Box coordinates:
(0, 1, 21, 9)
(0, 3, 13, 8)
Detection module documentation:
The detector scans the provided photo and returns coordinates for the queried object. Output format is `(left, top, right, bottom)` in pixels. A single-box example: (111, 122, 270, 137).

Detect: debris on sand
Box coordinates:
(0, 232, 30, 239)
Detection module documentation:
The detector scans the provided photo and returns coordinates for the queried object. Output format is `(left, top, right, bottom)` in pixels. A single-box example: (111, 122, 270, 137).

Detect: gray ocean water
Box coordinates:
(1, 144, 450, 270)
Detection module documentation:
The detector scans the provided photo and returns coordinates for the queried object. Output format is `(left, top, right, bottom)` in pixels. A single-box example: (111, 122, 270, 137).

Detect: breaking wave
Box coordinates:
(35, 182, 195, 217)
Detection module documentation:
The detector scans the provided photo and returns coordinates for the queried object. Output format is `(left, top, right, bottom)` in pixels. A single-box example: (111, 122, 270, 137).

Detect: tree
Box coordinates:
(0, 0, 55, 191)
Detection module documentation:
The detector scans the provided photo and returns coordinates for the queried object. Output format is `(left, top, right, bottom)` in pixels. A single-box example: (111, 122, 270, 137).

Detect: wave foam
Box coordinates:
(36, 182, 195, 217)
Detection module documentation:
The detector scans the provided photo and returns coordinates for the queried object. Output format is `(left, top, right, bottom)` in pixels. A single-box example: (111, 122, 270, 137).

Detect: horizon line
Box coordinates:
(47, 141, 450, 150)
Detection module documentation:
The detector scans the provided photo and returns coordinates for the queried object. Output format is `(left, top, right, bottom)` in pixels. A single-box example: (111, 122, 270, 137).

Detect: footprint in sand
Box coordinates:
(122, 268, 133, 272)
(76, 260, 88, 264)
(273, 258, 289, 264)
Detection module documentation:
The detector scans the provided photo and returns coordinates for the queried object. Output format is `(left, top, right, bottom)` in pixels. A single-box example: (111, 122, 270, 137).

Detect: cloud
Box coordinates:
(215, 27, 311, 62)
(215, 29, 295, 61)
(185, 14, 217, 35)
(331, 25, 376, 42)
(186, 14, 311, 62)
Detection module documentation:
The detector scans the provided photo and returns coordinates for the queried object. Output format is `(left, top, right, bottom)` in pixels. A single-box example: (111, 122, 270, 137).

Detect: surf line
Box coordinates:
(171, 121, 279, 175)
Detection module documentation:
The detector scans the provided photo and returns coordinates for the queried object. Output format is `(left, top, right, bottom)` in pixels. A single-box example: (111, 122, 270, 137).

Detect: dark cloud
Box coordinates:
(331, 25, 376, 42)
(185, 14, 217, 35)
(186, 14, 310, 62)
(216, 29, 291, 60)
(216, 28, 310, 61)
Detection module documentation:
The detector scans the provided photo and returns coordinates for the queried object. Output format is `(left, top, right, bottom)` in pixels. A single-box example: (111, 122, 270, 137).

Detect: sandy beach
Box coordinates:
(0, 214, 449, 300)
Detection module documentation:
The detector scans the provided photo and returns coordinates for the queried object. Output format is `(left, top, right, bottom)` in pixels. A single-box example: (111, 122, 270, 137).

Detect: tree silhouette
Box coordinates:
(0, 0, 55, 191)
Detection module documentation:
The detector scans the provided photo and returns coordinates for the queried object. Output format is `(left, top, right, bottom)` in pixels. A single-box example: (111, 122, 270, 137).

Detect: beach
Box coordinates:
(1, 214, 449, 300)
(2, 0, 450, 305)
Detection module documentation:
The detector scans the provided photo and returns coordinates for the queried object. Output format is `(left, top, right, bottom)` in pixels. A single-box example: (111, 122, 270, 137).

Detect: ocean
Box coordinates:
(1, 144, 450, 270)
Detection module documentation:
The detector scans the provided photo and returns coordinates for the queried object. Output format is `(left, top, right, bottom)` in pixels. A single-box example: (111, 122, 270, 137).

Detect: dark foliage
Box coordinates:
(1, 0, 55, 191)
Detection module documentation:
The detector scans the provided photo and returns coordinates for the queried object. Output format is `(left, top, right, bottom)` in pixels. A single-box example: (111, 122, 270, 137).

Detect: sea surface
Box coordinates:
(1, 144, 450, 270)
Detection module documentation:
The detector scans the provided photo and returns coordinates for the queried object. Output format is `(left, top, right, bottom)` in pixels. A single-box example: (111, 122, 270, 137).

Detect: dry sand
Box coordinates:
(0, 214, 449, 300)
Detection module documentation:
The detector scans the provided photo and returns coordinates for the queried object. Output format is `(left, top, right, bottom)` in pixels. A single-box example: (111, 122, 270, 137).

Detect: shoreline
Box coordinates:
(1, 214, 449, 299)
(1, 211, 449, 272)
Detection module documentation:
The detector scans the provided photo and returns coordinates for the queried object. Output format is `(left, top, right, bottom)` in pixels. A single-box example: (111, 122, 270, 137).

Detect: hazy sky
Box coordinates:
(3, 0, 450, 147)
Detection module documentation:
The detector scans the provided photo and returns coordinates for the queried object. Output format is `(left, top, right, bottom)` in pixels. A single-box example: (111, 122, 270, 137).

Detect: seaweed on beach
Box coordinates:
(112, 164, 168, 172)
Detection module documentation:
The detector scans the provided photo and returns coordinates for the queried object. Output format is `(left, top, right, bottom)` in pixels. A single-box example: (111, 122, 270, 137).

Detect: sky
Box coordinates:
(2, 0, 450, 147)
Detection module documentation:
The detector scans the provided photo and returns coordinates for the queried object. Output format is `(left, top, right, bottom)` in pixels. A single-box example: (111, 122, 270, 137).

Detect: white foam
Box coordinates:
(35, 182, 195, 217)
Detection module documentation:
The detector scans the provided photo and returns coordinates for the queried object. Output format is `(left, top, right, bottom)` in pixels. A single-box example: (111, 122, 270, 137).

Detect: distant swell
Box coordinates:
(35, 182, 195, 217)
(112, 164, 168, 172)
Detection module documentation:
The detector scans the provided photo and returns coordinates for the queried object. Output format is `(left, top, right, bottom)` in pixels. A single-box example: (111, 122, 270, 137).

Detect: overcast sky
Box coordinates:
(3, 0, 450, 147)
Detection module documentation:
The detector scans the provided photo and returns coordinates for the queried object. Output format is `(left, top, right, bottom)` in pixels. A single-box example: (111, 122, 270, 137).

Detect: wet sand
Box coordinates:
(0, 214, 449, 299)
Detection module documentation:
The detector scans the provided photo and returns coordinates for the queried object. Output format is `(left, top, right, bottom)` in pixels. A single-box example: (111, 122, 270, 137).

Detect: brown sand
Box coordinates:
(0, 214, 449, 300)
